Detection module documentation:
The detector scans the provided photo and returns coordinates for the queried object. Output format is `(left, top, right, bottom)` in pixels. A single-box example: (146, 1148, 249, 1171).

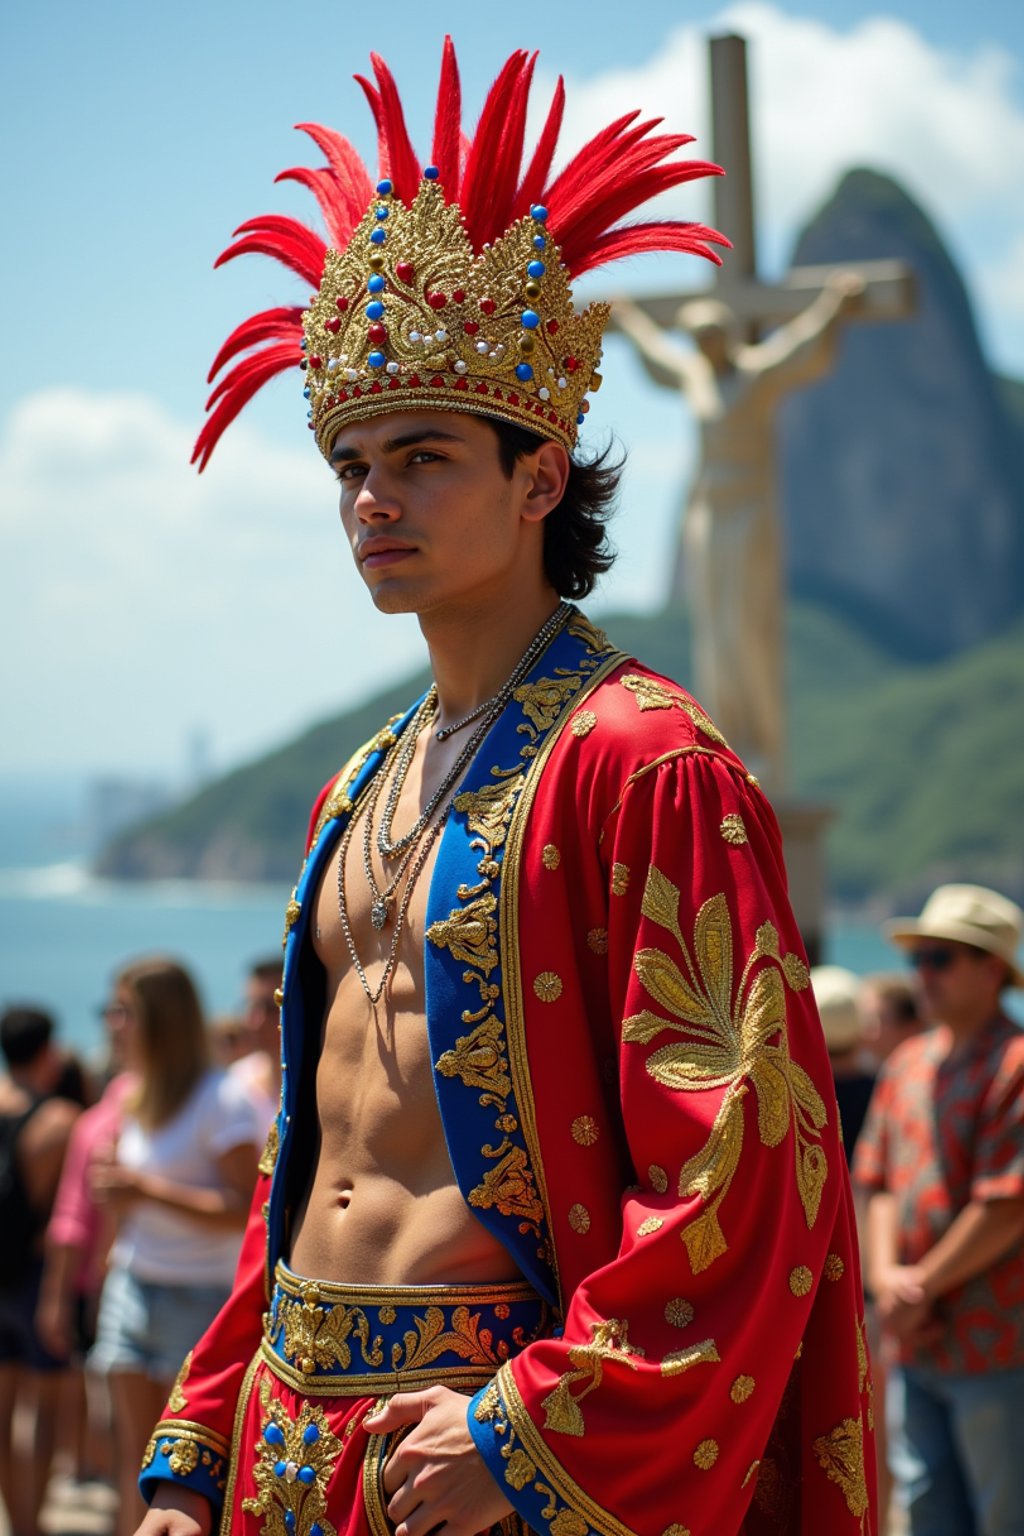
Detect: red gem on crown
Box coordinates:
(395, 262, 414, 284)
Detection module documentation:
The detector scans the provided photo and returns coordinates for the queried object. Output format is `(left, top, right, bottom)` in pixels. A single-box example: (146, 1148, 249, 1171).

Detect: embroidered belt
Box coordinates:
(261, 1261, 550, 1396)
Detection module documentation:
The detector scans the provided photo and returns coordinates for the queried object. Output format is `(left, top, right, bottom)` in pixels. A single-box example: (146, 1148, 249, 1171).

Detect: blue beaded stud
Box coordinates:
(310, 1525, 323, 1536)
(370, 228, 386, 245)
(375, 205, 389, 220)
(533, 234, 546, 250)
(423, 165, 440, 180)
(376, 178, 393, 195)
(521, 310, 540, 330)
(273, 1460, 287, 1479)
(298, 1466, 316, 1486)
(367, 351, 386, 369)
(284, 1513, 295, 1532)
(265, 1424, 285, 1446)
(530, 204, 548, 223)
(577, 412, 585, 425)
(527, 261, 546, 279)
(300, 338, 308, 350)
(516, 362, 534, 381)
(303, 1424, 320, 1445)
(366, 301, 385, 320)
(367, 274, 385, 294)
(302, 387, 310, 399)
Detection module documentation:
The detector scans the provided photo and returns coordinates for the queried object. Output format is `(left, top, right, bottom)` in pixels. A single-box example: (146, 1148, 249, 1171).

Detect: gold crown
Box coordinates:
(301, 177, 608, 458)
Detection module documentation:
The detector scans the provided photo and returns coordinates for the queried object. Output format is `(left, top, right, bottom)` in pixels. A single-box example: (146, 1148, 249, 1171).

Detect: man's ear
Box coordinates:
(519, 441, 570, 524)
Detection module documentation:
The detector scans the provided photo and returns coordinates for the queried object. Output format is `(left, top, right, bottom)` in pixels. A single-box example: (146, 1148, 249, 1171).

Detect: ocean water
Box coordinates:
(0, 773, 923, 1061)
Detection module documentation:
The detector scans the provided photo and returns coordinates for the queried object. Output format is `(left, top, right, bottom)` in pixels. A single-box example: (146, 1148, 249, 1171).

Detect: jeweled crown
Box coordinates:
(193, 42, 728, 471)
(303, 177, 608, 454)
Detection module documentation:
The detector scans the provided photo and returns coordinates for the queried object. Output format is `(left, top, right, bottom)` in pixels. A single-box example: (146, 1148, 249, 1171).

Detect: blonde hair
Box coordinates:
(118, 957, 209, 1129)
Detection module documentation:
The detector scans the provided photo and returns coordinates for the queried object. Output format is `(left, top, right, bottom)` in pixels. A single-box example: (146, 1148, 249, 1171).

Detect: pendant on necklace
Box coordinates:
(370, 897, 390, 931)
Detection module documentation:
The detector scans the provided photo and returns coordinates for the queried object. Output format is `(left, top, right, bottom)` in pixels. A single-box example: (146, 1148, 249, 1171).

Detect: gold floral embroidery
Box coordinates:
(568, 1204, 591, 1234)
(813, 1417, 870, 1521)
(534, 971, 563, 1003)
(282, 890, 301, 947)
(379, 1306, 397, 1325)
(167, 1439, 199, 1477)
(435, 1014, 512, 1107)
(661, 1339, 720, 1376)
(622, 866, 828, 1273)
(566, 613, 613, 654)
(665, 1298, 694, 1328)
(648, 1164, 669, 1193)
(426, 893, 499, 976)
(571, 1116, 599, 1146)
(586, 927, 608, 955)
(719, 814, 747, 846)
(453, 774, 525, 860)
(514, 673, 585, 738)
(541, 843, 561, 870)
(611, 863, 630, 897)
(390, 1306, 506, 1372)
(856, 1315, 875, 1431)
(271, 1288, 384, 1374)
(258, 1121, 280, 1177)
(619, 674, 728, 747)
(571, 710, 597, 738)
(166, 1352, 192, 1414)
(241, 1377, 343, 1536)
(637, 1216, 664, 1236)
(541, 1320, 643, 1437)
(824, 1252, 845, 1282)
(742, 1461, 761, 1488)
(731, 1375, 755, 1403)
(468, 1145, 545, 1226)
(789, 1266, 813, 1298)
(693, 1439, 719, 1471)
(662, 1526, 691, 1536)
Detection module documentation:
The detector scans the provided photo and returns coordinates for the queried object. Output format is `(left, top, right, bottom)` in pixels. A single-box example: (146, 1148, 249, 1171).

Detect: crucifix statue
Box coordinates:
(613, 34, 914, 798)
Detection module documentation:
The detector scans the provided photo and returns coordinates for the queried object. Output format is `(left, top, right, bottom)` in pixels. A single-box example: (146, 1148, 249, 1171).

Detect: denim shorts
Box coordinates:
(89, 1264, 228, 1382)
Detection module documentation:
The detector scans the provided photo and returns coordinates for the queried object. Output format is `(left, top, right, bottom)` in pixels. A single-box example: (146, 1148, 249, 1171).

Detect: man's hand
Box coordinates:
(874, 1264, 941, 1343)
(90, 1154, 144, 1213)
(364, 1384, 514, 1536)
(132, 1487, 213, 1536)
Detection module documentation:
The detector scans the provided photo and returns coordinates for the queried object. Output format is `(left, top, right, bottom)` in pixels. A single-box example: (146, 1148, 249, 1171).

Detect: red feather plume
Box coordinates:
(195, 36, 727, 469)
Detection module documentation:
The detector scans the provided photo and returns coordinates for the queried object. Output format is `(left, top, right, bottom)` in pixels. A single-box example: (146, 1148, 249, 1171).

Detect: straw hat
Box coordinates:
(810, 966, 863, 1054)
(884, 884, 1024, 988)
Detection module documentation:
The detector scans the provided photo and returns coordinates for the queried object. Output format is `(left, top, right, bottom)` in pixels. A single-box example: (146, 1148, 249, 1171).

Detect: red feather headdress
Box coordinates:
(194, 40, 727, 470)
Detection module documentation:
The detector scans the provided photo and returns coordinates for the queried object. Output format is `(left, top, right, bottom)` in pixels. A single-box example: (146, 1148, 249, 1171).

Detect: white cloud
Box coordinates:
(550, 4, 1024, 366)
(0, 390, 423, 777)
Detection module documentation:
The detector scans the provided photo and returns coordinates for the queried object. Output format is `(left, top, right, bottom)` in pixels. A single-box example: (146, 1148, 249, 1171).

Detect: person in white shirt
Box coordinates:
(89, 958, 262, 1536)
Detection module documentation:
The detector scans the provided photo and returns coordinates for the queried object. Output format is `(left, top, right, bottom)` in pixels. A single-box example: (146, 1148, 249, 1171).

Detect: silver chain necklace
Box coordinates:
(376, 601, 571, 864)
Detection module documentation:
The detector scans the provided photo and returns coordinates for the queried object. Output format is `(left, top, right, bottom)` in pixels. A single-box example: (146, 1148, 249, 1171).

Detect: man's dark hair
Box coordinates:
(250, 956, 284, 983)
(0, 1007, 54, 1068)
(486, 420, 621, 599)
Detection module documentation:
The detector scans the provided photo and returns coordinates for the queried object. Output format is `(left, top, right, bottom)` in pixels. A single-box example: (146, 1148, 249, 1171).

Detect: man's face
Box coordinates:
(330, 410, 533, 617)
(245, 973, 281, 1050)
(906, 941, 1003, 1026)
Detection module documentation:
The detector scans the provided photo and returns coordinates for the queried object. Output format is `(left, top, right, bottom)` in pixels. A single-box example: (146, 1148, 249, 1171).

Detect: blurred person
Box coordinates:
(208, 1013, 249, 1069)
(855, 884, 1024, 1536)
(859, 972, 924, 1068)
(87, 959, 263, 1536)
(812, 964, 877, 1165)
(0, 1006, 81, 1536)
(226, 956, 282, 1133)
(133, 44, 874, 1536)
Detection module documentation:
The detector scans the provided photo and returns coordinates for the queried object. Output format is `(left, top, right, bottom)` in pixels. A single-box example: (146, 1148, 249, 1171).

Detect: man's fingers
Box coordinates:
(363, 1389, 431, 1433)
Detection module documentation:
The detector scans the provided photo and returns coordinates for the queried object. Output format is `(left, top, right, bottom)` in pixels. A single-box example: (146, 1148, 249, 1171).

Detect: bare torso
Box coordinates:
(289, 721, 523, 1287)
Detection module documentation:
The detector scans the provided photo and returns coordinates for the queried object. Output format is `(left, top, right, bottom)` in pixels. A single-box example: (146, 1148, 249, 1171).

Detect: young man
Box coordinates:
(136, 44, 875, 1536)
(855, 884, 1024, 1535)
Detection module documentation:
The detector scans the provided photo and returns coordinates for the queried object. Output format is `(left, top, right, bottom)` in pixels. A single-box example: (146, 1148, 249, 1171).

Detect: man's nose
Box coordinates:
(354, 472, 401, 522)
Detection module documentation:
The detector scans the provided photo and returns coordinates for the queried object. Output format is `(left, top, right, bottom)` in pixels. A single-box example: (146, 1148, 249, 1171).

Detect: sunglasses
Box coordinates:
(907, 947, 957, 973)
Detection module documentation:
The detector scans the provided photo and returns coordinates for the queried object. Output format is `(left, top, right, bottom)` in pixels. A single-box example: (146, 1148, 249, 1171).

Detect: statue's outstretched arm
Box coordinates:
(612, 296, 696, 394)
(744, 271, 863, 394)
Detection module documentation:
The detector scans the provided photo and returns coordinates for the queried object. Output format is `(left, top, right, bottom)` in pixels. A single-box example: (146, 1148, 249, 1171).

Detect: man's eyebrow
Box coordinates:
(329, 428, 466, 465)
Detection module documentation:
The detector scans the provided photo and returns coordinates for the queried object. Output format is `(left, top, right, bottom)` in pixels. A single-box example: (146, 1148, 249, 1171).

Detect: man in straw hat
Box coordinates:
(133, 41, 874, 1536)
(855, 883, 1024, 1534)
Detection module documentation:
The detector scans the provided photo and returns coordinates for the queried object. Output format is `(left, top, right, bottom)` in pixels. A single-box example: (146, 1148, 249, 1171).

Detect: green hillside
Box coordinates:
(98, 603, 1024, 905)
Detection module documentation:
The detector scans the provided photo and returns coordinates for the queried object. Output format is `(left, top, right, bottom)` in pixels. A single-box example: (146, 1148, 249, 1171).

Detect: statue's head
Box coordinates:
(676, 298, 735, 367)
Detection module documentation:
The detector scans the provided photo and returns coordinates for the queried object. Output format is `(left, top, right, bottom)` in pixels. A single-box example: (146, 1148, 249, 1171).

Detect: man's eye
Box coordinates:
(334, 464, 365, 482)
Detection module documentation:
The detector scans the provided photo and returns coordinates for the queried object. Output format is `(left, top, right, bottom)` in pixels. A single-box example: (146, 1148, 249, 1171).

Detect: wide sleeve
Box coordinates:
(971, 1037, 1024, 1202)
(138, 1168, 272, 1511)
(469, 749, 873, 1535)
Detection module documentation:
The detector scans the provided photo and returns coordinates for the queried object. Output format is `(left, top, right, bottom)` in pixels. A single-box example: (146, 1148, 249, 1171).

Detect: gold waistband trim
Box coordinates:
(258, 1337, 501, 1397)
(273, 1260, 540, 1309)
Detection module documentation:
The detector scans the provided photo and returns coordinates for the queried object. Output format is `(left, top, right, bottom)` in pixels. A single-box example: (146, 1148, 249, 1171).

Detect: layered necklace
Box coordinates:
(337, 601, 570, 1005)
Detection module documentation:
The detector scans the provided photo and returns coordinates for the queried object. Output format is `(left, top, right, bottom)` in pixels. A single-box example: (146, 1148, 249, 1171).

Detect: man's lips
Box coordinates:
(358, 540, 417, 569)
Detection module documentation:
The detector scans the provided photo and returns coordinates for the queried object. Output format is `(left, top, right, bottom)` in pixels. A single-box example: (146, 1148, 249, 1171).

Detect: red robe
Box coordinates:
(140, 612, 876, 1535)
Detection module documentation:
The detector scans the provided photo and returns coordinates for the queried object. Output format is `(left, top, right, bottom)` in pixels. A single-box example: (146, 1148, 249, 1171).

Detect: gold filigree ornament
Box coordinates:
(622, 867, 829, 1274)
(167, 1352, 192, 1414)
(812, 1416, 870, 1524)
(541, 1319, 643, 1437)
(273, 1291, 384, 1374)
(241, 1377, 343, 1536)
(619, 675, 728, 748)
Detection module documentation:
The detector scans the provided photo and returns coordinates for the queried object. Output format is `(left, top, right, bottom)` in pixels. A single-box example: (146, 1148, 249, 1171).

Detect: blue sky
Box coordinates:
(3, 1, 1023, 779)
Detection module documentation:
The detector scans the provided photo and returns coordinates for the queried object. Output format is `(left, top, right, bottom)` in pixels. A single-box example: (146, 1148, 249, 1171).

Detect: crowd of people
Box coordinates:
(0, 954, 281, 1536)
(0, 885, 1020, 1536)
